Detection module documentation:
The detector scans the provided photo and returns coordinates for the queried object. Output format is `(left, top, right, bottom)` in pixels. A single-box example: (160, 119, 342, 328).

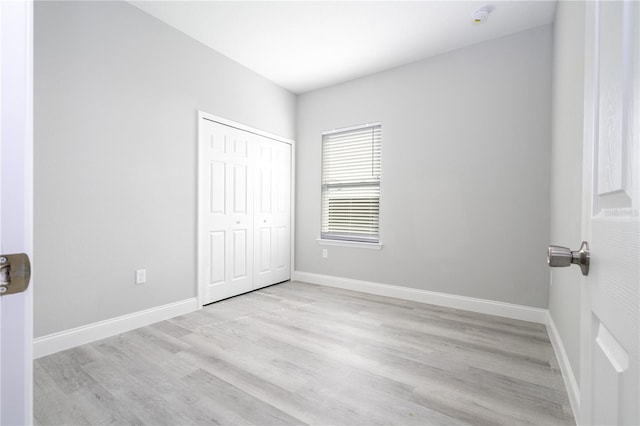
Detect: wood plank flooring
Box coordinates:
(34, 281, 575, 425)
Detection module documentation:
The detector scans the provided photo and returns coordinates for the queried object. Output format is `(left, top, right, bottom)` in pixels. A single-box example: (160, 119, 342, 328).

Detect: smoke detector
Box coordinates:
(472, 6, 491, 25)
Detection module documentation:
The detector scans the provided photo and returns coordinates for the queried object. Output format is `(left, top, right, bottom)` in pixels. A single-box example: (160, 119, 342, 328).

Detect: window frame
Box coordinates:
(319, 122, 382, 247)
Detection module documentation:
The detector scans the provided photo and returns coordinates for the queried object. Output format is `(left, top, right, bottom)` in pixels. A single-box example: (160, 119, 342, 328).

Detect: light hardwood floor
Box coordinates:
(35, 281, 575, 425)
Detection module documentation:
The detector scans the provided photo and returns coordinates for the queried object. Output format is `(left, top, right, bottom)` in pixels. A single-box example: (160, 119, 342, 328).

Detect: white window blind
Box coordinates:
(321, 123, 381, 243)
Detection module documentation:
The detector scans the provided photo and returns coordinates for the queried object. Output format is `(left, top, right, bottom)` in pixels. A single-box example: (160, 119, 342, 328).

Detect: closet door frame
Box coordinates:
(197, 111, 295, 307)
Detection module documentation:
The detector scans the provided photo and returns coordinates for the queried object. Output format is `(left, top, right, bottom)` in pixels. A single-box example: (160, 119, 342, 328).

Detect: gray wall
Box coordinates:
(549, 0, 585, 385)
(34, 1, 296, 337)
(296, 26, 553, 308)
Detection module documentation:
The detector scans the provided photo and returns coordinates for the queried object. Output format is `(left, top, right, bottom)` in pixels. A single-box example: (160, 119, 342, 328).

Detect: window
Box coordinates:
(321, 123, 381, 244)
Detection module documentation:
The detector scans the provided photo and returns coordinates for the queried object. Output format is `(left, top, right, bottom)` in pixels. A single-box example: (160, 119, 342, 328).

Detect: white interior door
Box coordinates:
(581, 1, 639, 424)
(200, 119, 254, 304)
(253, 136, 291, 289)
(0, 1, 34, 424)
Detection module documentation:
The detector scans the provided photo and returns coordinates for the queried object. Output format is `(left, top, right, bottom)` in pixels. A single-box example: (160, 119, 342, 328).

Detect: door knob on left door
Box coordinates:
(547, 241, 590, 276)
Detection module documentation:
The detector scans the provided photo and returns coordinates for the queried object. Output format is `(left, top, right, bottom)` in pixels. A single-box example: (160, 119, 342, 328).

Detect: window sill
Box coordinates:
(316, 238, 383, 250)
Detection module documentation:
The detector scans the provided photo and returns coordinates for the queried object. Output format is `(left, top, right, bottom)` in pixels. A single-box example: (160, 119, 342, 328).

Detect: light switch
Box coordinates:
(135, 269, 146, 284)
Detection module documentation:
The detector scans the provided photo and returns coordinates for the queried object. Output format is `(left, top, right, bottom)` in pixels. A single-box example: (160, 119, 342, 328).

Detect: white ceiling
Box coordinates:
(130, 1, 557, 94)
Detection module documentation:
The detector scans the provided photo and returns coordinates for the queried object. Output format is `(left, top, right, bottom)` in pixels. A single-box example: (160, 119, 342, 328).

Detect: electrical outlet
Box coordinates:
(135, 269, 146, 284)
(322, 249, 328, 259)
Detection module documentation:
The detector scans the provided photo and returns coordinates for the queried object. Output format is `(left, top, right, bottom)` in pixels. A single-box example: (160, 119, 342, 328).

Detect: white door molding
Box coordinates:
(0, 1, 34, 424)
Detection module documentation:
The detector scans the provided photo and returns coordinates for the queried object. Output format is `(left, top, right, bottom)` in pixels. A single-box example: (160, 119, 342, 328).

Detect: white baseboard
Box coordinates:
(33, 298, 199, 359)
(546, 312, 580, 421)
(292, 271, 548, 324)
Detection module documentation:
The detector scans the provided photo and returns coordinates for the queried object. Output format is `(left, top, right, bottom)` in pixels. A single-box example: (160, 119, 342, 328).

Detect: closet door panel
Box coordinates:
(259, 169, 272, 213)
(258, 227, 272, 273)
(254, 139, 275, 287)
(232, 229, 248, 279)
(232, 165, 248, 214)
(209, 231, 225, 285)
(209, 161, 226, 214)
(274, 226, 288, 270)
(200, 120, 254, 304)
(273, 143, 291, 283)
(254, 136, 291, 289)
(222, 128, 253, 298)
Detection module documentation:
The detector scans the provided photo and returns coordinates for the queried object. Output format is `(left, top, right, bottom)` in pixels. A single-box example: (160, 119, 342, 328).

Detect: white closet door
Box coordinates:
(199, 115, 292, 305)
(253, 136, 291, 289)
(200, 120, 254, 304)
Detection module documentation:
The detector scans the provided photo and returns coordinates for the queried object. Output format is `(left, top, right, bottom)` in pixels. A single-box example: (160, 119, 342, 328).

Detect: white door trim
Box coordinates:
(0, 0, 34, 424)
(199, 112, 294, 145)
(197, 111, 295, 307)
